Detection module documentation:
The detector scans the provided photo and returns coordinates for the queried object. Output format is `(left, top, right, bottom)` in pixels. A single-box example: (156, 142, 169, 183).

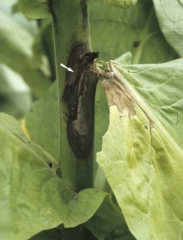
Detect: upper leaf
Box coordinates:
(153, 0, 183, 57)
(89, 0, 178, 63)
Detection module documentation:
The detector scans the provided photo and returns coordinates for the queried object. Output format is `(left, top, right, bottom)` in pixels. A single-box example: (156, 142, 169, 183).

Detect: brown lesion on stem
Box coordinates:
(62, 44, 99, 159)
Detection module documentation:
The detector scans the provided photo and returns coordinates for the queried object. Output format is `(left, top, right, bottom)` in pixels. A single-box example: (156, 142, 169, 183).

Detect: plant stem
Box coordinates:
(50, 1, 97, 238)
(51, 0, 94, 191)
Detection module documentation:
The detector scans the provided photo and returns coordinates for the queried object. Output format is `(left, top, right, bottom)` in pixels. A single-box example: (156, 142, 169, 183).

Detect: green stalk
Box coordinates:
(50, 0, 94, 191)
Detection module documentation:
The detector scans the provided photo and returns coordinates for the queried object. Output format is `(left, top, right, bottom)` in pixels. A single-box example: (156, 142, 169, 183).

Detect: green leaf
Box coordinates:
(25, 82, 59, 162)
(63, 189, 108, 228)
(103, 0, 137, 9)
(19, 0, 51, 19)
(0, 112, 58, 170)
(89, 0, 178, 63)
(153, 0, 183, 57)
(97, 59, 183, 240)
(0, 113, 107, 240)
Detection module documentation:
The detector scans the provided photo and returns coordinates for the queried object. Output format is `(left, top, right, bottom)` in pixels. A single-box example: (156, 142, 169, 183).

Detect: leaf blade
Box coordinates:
(97, 60, 183, 240)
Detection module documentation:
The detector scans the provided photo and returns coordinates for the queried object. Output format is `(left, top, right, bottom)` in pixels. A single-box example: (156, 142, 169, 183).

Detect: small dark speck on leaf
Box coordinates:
(133, 41, 141, 47)
(144, 125, 148, 129)
(48, 162, 53, 168)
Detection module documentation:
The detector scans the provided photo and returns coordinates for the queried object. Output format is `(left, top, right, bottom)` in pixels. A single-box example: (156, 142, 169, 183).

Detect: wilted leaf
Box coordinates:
(97, 59, 183, 240)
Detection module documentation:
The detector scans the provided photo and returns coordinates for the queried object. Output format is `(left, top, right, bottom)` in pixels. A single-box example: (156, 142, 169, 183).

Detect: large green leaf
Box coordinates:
(97, 59, 183, 240)
(0, 113, 107, 240)
(153, 0, 183, 57)
(89, 0, 178, 63)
